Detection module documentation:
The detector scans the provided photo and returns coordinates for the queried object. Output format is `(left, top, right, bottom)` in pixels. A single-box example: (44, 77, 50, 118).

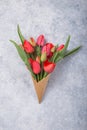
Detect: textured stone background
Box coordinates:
(0, 0, 87, 130)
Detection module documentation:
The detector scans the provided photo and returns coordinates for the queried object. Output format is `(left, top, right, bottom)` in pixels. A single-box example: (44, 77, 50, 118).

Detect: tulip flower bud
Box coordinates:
(32, 61, 41, 74)
(36, 56, 40, 63)
(29, 37, 36, 47)
(57, 44, 64, 51)
(28, 58, 41, 74)
(51, 46, 56, 52)
(37, 35, 44, 46)
(42, 43, 54, 56)
(23, 40, 34, 53)
(41, 52, 47, 62)
(43, 60, 56, 73)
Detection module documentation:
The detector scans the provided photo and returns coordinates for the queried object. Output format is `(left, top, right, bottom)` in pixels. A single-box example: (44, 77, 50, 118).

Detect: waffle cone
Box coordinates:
(32, 74, 50, 103)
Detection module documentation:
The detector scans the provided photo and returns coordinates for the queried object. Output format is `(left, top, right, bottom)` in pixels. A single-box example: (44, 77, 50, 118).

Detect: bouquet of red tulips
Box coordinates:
(10, 25, 81, 103)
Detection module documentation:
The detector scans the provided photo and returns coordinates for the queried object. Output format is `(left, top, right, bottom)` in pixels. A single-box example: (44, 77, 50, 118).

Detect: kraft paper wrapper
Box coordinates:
(32, 74, 50, 103)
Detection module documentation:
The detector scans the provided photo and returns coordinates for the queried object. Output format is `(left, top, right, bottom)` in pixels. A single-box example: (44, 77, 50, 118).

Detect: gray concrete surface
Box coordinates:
(0, 0, 87, 130)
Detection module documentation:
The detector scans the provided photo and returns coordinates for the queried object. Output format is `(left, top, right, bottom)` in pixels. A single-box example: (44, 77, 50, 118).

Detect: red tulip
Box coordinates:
(28, 58, 41, 74)
(32, 61, 41, 74)
(23, 40, 34, 53)
(43, 60, 56, 73)
(47, 52, 53, 59)
(42, 43, 54, 56)
(37, 35, 44, 46)
(57, 44, 64, 51)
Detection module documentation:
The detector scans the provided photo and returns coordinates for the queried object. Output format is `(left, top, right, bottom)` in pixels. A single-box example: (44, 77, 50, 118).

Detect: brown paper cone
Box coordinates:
(32, 74, 50, 103)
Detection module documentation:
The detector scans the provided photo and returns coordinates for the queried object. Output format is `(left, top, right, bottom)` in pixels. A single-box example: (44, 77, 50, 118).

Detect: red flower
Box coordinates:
(43, 60, 56, 73)
(37, 35, 44, 46)
(42, 43, 54, 56)
(32, 61, 41, 74)
(47, 52, 53, 59)
(57, 44, 64, 51)
(28, 58, 41, 74)
(23, 40, 34, 53)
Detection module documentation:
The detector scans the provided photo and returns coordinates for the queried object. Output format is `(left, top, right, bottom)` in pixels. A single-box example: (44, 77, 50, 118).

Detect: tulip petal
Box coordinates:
(42, 43, 54, 60)
(23, 40, 34, 53)
(32, 61, 41, 74)
(37, 35, 44, 46)
(44, 60, 56, 73)
(42, 43, 54, 56)
(41, 52, 47, 62)
(57, 44, 64, 51)
(29, 37, 36, 47)
(36, 56, 40, 63)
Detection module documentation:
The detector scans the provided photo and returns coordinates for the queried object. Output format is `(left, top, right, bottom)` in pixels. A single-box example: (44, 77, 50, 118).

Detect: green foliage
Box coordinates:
(51, 36, 81, 63)
(17, 25, 25, 44)
(35, 46, 41, 56)
(59, 35, 71, 56)
(55, 46, 82, 63)
(10, 40, 27, 62)
(64, 46, 82, 58)
(10, 40, 36, 79)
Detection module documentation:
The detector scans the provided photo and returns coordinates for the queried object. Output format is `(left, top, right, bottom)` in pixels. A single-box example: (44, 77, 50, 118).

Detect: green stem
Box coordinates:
(37, 74, 39, 82)
(39, 62, 43, 80)
(43, 71, 48, 78)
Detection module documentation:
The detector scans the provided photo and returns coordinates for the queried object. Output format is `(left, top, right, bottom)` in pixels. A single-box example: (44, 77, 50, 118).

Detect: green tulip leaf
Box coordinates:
(52, 51, 59, 62)
(10, 40, 27, 62)
(10, 40, 35, 77)
(17, 25, 25, 44)
(64, 46, 82, 58)
(55, 46, 81, 63)
(35, 46, 41, 56)
(55, 56, 63, 63)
